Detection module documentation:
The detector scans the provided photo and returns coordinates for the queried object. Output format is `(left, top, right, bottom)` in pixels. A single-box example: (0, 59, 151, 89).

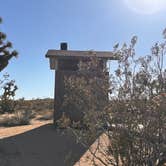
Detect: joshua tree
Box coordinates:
(0, 17, 18, 72)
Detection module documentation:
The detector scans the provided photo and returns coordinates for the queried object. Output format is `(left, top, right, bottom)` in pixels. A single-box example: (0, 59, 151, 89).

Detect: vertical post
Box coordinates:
(53, 70, 56, 124)
(54, 70, 65, 124)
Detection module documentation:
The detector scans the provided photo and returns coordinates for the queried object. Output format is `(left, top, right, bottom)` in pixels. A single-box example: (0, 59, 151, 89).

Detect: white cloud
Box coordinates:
(124, 0, 166, 15)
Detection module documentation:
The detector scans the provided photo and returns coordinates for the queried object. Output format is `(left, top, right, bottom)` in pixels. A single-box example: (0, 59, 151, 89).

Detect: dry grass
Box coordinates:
(0, 111, 34, 127)
(0, 98, 54, 127)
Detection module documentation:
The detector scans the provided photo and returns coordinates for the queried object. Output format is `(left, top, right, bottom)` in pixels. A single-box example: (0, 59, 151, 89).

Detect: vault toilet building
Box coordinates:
(46, 43, 116, 124)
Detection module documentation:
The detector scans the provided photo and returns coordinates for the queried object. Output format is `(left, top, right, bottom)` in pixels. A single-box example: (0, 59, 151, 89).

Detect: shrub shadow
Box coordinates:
(0, 124, 91, 166)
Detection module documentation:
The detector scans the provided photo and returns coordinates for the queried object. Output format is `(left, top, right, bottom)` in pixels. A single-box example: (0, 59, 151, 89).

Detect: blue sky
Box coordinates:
(0, 0, 166, 99)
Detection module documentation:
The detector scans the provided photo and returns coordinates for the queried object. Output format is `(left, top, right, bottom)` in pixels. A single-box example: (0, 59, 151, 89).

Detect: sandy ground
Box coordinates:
(0, 120, 52, 139)
(74, 134, 111, 166)
(0, 118, 111, 166)
(0, 112, 165, 166)
(0, 122, 86, 166)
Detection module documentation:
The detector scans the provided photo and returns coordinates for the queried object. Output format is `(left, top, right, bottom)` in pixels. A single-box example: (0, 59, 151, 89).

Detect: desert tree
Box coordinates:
(0, 17, 18, 72)
(0, 17, 18, 113)
(0, 74, 18, 113)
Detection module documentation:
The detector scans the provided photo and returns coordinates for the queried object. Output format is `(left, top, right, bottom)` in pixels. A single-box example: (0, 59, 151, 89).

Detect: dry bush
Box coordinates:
(0, 110, 34, 127)
(58, 57, 111, 165)
(56, 113, 71, 128)
(61, 57, 109, 123)
(15, 98, 54, 113)
(36, 110, 53, 121)
(106, 32, 166, 166)
(58, 29, 166, 166)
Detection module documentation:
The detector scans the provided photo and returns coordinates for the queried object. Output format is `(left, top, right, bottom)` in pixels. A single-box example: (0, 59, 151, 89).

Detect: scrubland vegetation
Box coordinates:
(0, 15, 166, 165)
(0, 17, 54, 127)
(57, 30, 166, 165)
(0, 98, 54, 127)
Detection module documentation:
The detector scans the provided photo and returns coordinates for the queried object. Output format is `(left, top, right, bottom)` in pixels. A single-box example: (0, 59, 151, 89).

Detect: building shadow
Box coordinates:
(0, 124, 91, 166)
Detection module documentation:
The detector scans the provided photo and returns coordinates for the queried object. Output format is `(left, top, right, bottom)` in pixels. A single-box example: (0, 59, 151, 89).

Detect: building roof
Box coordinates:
(46, 49, 117, 60)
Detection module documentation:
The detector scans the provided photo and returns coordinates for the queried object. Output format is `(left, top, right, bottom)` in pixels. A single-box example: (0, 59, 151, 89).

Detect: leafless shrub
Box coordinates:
(59, 30, 166, 166)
